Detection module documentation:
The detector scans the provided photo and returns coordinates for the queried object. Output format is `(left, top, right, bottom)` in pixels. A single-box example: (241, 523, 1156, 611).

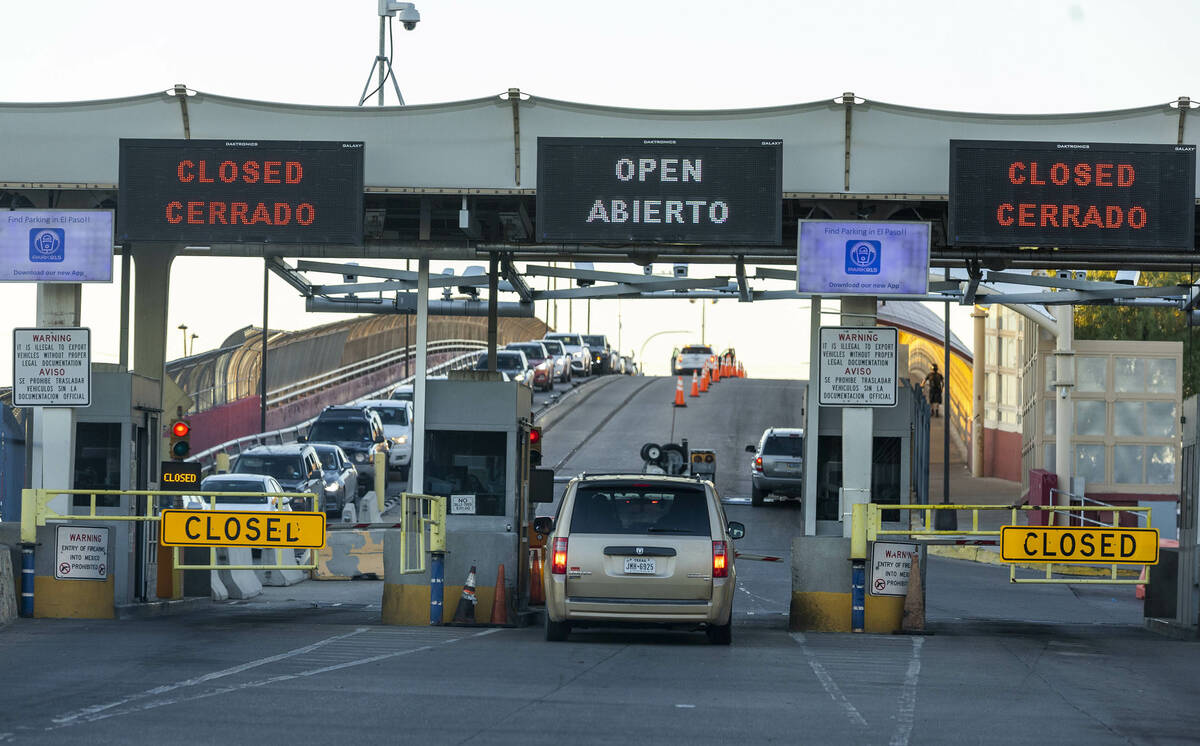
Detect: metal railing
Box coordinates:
(21, 487, 322, 571)
(188, 345, 488, 473)
(861, 502, 1152, 585)
(1050, 487, 1127, 528)
(181, 339, 488, 415)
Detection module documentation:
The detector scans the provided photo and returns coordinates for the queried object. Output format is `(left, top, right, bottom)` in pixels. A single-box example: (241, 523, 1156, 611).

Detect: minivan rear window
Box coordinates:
(682, 346, 712, 354)
(569, 486, 711, 536)
(763, 435, 804, 457)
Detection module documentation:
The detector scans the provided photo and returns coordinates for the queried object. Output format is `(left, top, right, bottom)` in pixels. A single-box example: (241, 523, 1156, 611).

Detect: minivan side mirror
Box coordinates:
(744, 444, 756, 453)
(726, 521, 746, 540)
(532, 516, 555, 535)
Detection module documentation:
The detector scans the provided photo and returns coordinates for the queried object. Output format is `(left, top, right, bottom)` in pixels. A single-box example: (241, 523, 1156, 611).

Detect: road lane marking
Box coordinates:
(51, 627, 371, 725)
(889, 636, 924, 746)
(790, 632, 868, 729)
(48, 628, 498, 730)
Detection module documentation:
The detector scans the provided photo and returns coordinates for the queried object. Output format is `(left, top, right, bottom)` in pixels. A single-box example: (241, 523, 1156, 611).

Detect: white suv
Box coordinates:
(537, 473, 744, 644)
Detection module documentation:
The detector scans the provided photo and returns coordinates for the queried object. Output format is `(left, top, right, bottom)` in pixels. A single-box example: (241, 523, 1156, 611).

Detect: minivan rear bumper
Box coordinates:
(546, 579, 734, 625)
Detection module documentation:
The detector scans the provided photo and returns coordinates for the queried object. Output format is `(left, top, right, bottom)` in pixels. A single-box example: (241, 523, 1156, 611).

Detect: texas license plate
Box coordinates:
(623, 557, 656, 574)
(784, 462, 801, 472)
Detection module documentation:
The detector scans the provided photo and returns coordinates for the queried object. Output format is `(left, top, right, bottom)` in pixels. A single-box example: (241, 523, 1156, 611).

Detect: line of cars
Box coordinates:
(473, 332, 639, 390)
(192, 399, 414, 521)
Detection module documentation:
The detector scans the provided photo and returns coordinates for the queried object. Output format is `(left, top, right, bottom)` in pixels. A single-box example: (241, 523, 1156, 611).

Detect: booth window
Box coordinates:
(424, 430, 507, 516)
(73, 422, 121, 507)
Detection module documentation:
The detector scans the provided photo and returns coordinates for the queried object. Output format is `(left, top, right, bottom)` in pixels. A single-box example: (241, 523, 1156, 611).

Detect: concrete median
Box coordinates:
(217, 548, 263, 599)
(252, 546, 307, 587)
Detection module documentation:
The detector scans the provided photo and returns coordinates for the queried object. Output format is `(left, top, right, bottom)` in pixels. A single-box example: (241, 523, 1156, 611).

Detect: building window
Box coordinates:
(1113, 401, 1143, 437)
(1114, 358, 1144, 393)
(1147, 445, 1176, 485)
(1147, 358, 1177, 394)
(1076, 357, 1106, 393)
(1113, 445, 1144, 484)
(1075, 445, 1105, 484)
(1074, 400, 1106, 436)
(1044, 403, 1056, 436)
(1146, 401, 1177, 438)
(73, 422, 122, 508)
(423, 430, 507, 516)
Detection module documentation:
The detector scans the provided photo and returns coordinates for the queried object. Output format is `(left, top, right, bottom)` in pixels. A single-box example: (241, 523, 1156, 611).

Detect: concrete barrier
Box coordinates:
(216, 548, 262, 599)
(790, 536, 904, 633)
(314, 530, 385, 580)
(357, 494, 382, 524)
(210, 568, 230, 601)
(0, 546, 16, 627)
(253, 546, 307, 587)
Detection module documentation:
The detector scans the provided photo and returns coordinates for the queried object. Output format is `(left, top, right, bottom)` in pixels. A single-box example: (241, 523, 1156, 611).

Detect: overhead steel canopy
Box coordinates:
(3, 88, 1200, 268)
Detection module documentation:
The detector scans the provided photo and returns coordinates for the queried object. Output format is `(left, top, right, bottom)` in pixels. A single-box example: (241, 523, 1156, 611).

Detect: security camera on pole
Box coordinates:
(358, 1, 421, 107)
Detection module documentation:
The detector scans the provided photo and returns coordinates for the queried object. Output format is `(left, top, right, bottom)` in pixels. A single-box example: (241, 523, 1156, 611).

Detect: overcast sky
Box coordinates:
(3, 0, 1197, 384)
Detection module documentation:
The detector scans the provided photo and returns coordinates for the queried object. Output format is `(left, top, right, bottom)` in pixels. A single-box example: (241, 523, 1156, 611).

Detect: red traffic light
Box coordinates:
(529, 428, 541, 445)
(171, 420, 190, 438)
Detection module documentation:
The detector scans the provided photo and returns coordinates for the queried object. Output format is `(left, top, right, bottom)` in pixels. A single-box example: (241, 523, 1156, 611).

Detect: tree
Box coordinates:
(1073, 271, 1199, 397)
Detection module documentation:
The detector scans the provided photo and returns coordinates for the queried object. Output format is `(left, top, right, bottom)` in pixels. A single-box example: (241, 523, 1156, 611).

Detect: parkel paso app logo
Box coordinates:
(845, 240, 881, 275)
(29, 228, 66, 263)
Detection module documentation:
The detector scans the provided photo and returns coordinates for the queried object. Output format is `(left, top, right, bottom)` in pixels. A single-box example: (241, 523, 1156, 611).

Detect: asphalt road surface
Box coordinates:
(3, 376, 1197, 744)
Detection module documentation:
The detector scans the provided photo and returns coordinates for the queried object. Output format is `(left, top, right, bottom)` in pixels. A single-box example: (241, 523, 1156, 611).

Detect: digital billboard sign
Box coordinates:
(118, 139, 364, 245)
(949, 140, 1195, 250)
(797, 220, 930, 296)
(536, 137, 782, 245)
(0, 210, 113, 283)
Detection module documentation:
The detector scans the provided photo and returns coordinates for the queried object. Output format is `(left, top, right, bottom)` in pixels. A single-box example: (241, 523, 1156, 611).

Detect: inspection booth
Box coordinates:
(382, 376, 534, 625)
(31, 366, 163, 618)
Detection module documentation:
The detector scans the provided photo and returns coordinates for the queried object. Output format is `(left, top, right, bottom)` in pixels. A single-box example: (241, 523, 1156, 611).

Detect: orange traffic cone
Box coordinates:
(690, 372, 700, 397)
(490, 564, 509, 625)
(529, 549, 545, 605)
(699, 368, 709, 393)
(713, 362, 721, 383)
(452, 563, 478, 623)
(673, 377, 687, 407)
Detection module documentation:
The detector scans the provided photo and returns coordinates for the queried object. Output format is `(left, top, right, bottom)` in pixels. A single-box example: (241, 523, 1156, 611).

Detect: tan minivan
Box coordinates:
(537, 473, 745, 644)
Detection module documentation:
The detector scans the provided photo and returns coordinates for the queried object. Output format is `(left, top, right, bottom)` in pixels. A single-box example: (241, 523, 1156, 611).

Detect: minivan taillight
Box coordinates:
(754, 456, 763, 472)
(712, 541, 728, 578)
(551, 537, 568, 575)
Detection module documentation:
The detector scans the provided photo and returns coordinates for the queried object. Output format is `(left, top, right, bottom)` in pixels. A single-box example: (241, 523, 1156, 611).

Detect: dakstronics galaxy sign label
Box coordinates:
(0, 210, 114, 283)
(797, 220, 930, 295)
(536, 137, 782, 245)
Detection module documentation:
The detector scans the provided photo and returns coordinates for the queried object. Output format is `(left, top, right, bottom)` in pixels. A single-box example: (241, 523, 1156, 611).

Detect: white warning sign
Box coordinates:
(870, 541, 919, 596)
(13, 327, 91, 406)
(818, 326, 897, 407)
(55, 525, 109, 581)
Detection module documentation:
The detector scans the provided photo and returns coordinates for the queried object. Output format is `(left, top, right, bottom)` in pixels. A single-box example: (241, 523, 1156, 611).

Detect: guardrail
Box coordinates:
(859, 502, 1152, 585)
(188, 345, 487, 473)
(181, 339, 487, 415)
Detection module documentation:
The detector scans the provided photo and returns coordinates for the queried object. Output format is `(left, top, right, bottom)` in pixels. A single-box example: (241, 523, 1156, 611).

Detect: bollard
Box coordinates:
(374, 452, 387, 514)
(215, 452, 231, 474)
(850, 560, 865, 633)
(429, 551, 445, 625)
(20, 544, 34, 618)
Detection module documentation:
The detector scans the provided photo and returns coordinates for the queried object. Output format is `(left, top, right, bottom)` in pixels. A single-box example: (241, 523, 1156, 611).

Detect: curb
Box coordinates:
(115, 596, 212, 620)
(928, 545, 1142, 578)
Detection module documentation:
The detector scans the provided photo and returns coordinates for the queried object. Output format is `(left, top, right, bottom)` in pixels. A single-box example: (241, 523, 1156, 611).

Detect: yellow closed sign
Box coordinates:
(160, 509, 326, 549)
(1000, 526, 1158, 565)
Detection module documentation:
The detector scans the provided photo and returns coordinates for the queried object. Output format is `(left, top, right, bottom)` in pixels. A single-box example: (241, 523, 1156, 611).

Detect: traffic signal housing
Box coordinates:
(528, 426, 543, 467)
(169, 419, 191, 461)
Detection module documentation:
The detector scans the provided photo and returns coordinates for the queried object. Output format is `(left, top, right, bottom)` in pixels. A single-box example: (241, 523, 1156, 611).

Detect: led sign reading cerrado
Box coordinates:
(118, 139, 364, 244)
(949, 140, 1195, 250)
(536, 137, 782, 245)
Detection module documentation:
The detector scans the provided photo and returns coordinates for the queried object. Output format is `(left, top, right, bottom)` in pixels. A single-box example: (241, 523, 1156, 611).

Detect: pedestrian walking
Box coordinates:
(926, 363, 944, 418)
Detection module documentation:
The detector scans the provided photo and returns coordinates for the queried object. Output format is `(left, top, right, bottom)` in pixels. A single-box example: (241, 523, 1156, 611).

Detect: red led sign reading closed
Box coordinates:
(118, 139, 364, 245)
(948, 140, 1195, 250)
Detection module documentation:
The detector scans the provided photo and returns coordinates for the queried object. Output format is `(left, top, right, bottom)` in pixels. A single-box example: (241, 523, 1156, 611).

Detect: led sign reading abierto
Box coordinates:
(118, 139, 364, 244)
(949, 140, 1195, 250)
(536, 137, 782, 245)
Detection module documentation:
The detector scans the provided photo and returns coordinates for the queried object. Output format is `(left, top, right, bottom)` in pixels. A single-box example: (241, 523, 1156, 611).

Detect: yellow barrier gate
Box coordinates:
(861, 502, 1156, 584)
(21, 488, 324, 572)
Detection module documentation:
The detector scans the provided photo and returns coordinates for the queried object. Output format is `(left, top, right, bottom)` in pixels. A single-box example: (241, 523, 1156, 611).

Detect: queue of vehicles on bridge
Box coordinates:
(185, 329, 635, 524)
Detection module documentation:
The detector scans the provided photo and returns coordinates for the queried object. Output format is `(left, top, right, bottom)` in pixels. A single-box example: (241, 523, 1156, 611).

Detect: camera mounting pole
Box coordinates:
(358, 1, 420, 106)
